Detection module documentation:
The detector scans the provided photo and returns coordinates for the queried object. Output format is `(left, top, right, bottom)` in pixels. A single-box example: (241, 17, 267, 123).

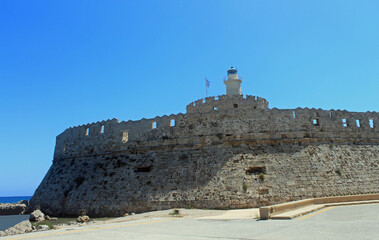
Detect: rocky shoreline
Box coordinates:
(0, 208, 92, 237)
(0, 220, 32, 237)
(0, 201, 48, 237)
(0, 202, 28, 215)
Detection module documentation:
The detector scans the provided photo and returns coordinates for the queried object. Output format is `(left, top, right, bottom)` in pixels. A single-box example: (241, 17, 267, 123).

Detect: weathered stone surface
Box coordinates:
(0, 231, 6, 237)
(4, 220, 32, 236)
(29, 210, 45, 222)
(0, 203, 26, 215)
(77, 215, 90, 223)
(29, 143, 379, 217)
(37, 225, 50, 231)
(28, 91, 379, 217)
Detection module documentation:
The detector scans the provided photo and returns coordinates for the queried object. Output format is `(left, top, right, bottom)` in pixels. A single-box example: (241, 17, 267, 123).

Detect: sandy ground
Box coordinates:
(101, 208, 259, 224)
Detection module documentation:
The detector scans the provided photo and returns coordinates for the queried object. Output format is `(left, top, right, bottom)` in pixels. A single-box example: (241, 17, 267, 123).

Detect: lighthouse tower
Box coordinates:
(224, 67, 242, 96)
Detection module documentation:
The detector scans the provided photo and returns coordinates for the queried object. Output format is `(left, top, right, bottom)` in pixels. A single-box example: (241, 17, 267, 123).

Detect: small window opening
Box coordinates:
(313, 119, 319, 126)
(215, 96, 218, 100)
(369, 119, 374, 128)
(202, 99, 205, 103)
(122, 131, 128, 143)
(85, 128, 89, 136)
(152, 121, 157, 129)
(246, 166, 266, 175)
(213, 107, 217, 110)
(293, 111, 296, 119)
(342, 119, 347, 127)
(356, 120, 361, 128)
(170, 119, 175, 127)
(234, 104, 238, 108)
(100, 125, 104, 134)
(63, 144, 66, 152)
(329, 112, 332, 118)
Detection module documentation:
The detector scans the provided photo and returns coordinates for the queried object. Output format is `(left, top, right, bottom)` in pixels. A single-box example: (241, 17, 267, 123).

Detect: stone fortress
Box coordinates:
(30, 68, 379, 217)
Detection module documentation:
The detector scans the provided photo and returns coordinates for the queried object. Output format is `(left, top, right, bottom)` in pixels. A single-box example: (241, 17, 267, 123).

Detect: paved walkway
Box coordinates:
(2, 204, 378, 240)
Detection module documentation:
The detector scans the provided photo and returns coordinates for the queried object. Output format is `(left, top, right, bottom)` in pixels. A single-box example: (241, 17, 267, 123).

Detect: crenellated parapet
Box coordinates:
(54, 118, 120, 159)
(265, 108, 378, 139)
(53, 101, 378, 162)
(186, 94, 269, 114)
(53, 113, 187, 160)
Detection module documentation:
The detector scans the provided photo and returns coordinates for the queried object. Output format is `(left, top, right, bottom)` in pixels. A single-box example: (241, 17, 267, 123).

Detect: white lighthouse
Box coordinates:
(224, 67, 242, 96)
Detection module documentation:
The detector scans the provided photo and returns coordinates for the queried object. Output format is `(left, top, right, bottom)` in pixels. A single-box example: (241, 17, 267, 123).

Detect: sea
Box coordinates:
(0, 196, 32, 204)
(0, 196, 32, 231)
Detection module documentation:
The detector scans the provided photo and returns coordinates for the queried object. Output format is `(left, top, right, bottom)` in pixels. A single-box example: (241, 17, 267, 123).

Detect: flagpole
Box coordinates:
(205, 77, 210, 97)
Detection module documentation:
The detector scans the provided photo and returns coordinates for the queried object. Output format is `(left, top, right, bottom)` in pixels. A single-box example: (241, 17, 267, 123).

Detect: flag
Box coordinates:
(205, 77, 210, 88)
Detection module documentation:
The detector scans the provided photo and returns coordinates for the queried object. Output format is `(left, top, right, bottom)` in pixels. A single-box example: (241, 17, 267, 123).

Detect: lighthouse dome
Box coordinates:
(227, 67, 237, 75)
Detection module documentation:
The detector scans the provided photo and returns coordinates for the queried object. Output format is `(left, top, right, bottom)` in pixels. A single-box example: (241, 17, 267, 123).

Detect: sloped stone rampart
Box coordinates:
(30, 143, 378, 217)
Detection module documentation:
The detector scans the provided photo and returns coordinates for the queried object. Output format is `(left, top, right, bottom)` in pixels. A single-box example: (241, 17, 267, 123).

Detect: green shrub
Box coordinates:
(169, 209, 180, 215)
(242, 183, 248, 192)
(31, 220, 54, 229)
(258, 173, 265, 181)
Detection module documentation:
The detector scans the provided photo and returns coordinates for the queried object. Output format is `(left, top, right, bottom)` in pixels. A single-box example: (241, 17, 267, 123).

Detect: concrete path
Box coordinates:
(271, 204, 325, 219)
(270, 199, 379, 219)
(1, 204, 378, 240)
(197, 208, 259, 220)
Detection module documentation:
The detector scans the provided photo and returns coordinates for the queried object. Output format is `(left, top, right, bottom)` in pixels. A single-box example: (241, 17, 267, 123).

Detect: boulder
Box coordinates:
(45, 215, 51, 221)
(4, 220, 32, 236)
(0, 231, 6, 237)
(37, 225, 50, 231)
(17, 200, 30, 206)
(76, 215, 90, 223)
(29, 209, 45, 222)
(0, 203, 27, 215)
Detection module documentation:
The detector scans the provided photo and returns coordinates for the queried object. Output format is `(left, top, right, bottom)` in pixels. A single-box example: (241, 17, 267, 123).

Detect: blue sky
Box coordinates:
(0, 0, 378, 196)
